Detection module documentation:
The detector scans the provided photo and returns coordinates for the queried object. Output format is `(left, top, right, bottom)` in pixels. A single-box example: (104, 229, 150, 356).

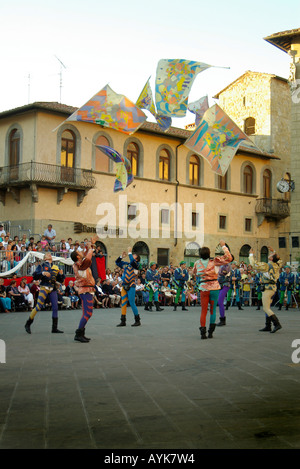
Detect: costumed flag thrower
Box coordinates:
(55, 84, 147, 135)
(136, 78, 172, 132)
(184, 104, 256, 176)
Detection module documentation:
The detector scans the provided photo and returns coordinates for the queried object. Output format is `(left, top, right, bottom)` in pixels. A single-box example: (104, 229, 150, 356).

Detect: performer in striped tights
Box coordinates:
(71, 237, 97, 343)
(115, 247, 140, 327)
(25, 253, 65, 334)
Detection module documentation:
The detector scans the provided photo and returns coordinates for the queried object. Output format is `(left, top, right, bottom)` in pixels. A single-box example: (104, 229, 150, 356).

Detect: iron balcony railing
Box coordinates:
(0, 162, 96, 190)
(255, 197, 290, 220)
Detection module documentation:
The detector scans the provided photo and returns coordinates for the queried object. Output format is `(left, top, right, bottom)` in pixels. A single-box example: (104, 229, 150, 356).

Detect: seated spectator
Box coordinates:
(101, 279, 119, 307)
(7, 280, 25, 310)
(95, 279, 109, 308)
(111, 280, 121, 306)
(161, 280, 176, 306)
(57, 284, 71, 309)
(161, 266, 171, 283)
(106, 269, 113, 281)
(186, 280, 197, 306)
(30, 279, 40, 306)
(65, 280, 79, 309)
(0, 278, 11, 312)
(18, 278, 34, 310)
(135, 278, 144, 305)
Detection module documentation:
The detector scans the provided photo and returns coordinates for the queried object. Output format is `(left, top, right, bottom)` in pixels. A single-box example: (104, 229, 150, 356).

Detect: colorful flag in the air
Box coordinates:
(67, 85, 146, 135)
(136, 78, 156, 116)
(188, 95, 209, 126)
(155, 114, 172, 132)
(136, 78, 172, 132)
(184, 104, 253, 176)
(155, 59, 212, 117)
(95, 144, 133, 192)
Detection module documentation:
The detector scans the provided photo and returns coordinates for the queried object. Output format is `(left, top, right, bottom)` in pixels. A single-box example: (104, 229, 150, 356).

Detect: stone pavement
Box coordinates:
(0, 304, 300, 450)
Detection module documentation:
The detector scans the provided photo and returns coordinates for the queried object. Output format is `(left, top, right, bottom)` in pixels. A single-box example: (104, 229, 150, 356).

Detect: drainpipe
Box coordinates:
(175, 142, 184, 246)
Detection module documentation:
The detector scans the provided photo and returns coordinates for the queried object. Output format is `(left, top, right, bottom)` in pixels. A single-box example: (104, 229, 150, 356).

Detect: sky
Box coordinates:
(0, 0, 299, 128)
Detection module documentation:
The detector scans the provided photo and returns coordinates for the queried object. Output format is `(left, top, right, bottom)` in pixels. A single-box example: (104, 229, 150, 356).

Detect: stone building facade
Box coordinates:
(264, 28, 300, 262)
(0, 89, 291, 269)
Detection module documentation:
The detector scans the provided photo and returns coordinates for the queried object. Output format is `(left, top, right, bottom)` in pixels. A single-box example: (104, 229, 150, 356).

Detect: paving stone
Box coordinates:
(0, 306, 300, 449)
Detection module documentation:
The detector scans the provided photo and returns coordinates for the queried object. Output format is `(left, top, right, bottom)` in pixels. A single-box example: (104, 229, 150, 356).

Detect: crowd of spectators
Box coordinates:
(0, 224, 299, 313)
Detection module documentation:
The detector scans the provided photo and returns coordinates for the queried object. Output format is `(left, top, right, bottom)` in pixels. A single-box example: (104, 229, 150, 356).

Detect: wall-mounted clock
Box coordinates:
(277, 179, 290, 193)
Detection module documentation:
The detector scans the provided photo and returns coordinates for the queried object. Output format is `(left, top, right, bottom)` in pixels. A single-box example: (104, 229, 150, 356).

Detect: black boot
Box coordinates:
(208, 324, 216, 338)
(173, 304, 177, 311)
(256, 299, 262, 310)
(82, 328, 91, 341)
(237, 302, 244, 310)
(144, 302, 152, 311)
(181, 302, 188, 311)
(25, 317, 34, 334)
(131, 314, 141, 327)
(259, 315, 272, 332)
(217, 316, 226, 326)
(270, 314, 282, 333)
(285, 304, 289, 311)
(199, 326, 207, 339)
(155, 301, 164, 311)
(74, 329, 89, 342)
(278, 303, 282, 311)
(116, 315, 126, 327)
(225, 301, 230, 310)
(52, 317, 64, 333)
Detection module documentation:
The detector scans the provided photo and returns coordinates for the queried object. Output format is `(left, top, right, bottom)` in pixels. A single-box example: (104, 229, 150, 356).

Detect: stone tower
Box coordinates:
(264, 29, 300, 258)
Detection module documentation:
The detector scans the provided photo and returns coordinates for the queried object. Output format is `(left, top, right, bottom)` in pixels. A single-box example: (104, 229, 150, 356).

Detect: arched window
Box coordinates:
(9, 129, 20, 167)
(61, 130, 75, 168)
(260, 246, 269, 263)
(159, 149, 170, 181)
(9, 128, 21, 180)
(244, 117, 255, 136)
(95, 135, 110, 172)
(239, 244, 251, 264)
(263, 169, 272, 198)
(243, 165, 253, 194)
(133, 241, 149, 267)
(127, 142, 139, 176)
(189, 155, 200, 186)
(61, 130, 76, 182)
(184, 242, 201, 267)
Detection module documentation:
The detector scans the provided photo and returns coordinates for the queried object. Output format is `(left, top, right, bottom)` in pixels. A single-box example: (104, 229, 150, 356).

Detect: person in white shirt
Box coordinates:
(44, 224, 56, 244)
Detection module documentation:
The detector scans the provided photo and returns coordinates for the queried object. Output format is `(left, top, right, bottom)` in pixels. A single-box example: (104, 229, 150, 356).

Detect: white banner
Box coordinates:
(0, 252, 73, 278)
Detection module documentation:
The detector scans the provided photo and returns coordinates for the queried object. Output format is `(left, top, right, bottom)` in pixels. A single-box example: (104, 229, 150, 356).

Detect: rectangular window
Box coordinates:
(217, 174, 227, 190)
(219, 215, 227, 230)
(192, 212, 199, 228)
(245, 218, 252, 232)
(157, 248, 169, 266)
(128, 204, 137, 220)
(160, 209, 169, 224)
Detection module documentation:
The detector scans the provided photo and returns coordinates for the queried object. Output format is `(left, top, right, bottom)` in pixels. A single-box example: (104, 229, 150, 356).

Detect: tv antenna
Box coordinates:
(54, 55, 66, 103)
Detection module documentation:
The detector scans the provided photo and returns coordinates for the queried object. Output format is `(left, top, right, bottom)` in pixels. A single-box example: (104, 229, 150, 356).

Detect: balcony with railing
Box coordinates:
(255, 197, 290, 225)
(0, 162, 96, 205)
